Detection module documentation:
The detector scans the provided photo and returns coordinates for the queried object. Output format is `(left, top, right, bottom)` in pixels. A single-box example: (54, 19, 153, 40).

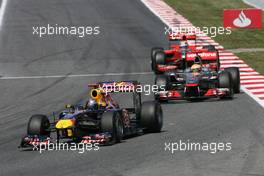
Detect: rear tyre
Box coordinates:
(224, 67, 240, 93)
(27, 114, 50, 136)
(153, 51, 166, 74)
(101, 112, 123, 144)
(140, 101, 163, 133)
(150, 47, 164, 70)
(218, 71, 234, 99)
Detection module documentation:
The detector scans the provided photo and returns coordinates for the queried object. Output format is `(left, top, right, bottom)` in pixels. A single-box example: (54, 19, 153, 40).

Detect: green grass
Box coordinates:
(164, 0, 264, 74)
(165, 0, 264, 49)
(236, 52, 264, 75)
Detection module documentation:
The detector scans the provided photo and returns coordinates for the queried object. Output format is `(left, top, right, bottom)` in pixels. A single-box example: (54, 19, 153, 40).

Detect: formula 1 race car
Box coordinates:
(151, 33, 218, 74)
(154, 56, 240, 102)
(153, 46, 220, 74)
(19, 81, 163, 148)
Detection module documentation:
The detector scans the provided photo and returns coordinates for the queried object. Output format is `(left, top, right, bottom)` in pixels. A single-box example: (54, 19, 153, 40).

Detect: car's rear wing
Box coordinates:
(168, 32, 196, 41)
(88, 81, 140, 93)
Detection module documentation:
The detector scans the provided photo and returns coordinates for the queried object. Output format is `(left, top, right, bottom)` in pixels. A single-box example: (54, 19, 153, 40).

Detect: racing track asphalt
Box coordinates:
(243, 0, 264, 9)
(0, 0, 264, 176)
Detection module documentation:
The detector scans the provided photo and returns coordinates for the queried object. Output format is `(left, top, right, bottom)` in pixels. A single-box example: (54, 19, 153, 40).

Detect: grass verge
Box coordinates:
(237, 52, 264, 75)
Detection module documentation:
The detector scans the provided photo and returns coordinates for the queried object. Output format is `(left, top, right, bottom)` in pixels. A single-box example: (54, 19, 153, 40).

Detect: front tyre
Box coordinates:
(27, 114, 50, 136)
(224, 67, 240, 93)
(218, 71, 234, 99)
(101, 111, 123, 144)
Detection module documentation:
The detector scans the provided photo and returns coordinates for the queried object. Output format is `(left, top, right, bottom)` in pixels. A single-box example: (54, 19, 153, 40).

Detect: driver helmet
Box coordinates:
(191, 64, 201, 73)
(59, 112, 67, 119)
(65, 104, 75, 113)
(86, 99, 99, 110)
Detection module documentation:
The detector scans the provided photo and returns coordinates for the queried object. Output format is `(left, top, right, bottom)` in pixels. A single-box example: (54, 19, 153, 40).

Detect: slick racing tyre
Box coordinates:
(27, 114, 50, 136)
(151, 47, 164, 70)
(218, 71, 234, 99)
(140, 101, 163, 133)
(101, 111, 123, 144)
(153, 51, 166, 74)
(224, 67, 240, 93)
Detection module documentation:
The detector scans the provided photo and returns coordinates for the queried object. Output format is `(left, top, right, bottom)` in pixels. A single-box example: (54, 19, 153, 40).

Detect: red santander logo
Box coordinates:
(223, 9, 262, 29)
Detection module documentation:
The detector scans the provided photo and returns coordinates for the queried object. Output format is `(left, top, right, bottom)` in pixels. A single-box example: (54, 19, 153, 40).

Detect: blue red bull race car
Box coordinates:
(19, 81, 163, 148)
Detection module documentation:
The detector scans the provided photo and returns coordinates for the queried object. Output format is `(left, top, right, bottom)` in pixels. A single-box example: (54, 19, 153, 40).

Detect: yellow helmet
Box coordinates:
(191, 64, 201, 72)
(90, 88, 106, 107)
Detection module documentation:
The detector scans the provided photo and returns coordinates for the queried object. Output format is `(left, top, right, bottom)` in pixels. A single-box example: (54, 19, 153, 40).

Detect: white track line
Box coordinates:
(0, 72, 153, 80)
(244, 84, 264, 88)
(0, 0, 8, 29)
(242, 0, 264, 10)
(219, 54, 236, 57)
(240, 72, 260, 75)
(220, 60, 244, 64)
(241, 76, 264, 79)
(242, 87, 264, 107)
(256, 94, 264, 98)
(251, 89, 264, 93)
(221, 64, 248, 67)
(220, 57, 240, 60)
(241, 80, 264, 83)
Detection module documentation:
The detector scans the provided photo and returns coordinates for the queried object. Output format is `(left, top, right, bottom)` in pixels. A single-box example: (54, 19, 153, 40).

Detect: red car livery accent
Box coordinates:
(223, 9, 262, 29)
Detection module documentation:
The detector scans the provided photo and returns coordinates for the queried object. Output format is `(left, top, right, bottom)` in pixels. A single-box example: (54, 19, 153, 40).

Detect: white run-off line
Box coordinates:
(243, 0, 264, 10)
(240, 72, 260, 75)
(0, 0, 8, 29)
(0, 72, 153, 80)
(243, 75, 264, 79)
(251, 89, 264, 93)
(241, 80, 264, 83)
(220, 60, 244, 64)
(245, 84, 264, 88)
(141, 0, 264, 108)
